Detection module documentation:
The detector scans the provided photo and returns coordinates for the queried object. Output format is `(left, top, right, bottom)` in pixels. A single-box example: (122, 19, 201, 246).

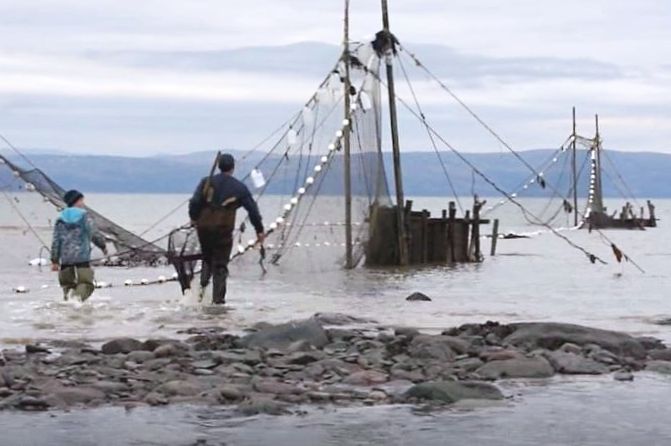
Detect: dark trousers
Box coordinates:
(197, 229, 233, 304)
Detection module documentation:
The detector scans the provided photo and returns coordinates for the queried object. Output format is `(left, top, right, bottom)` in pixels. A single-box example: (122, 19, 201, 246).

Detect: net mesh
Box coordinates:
(168, 41, 391, 283)
(0, 156, 167, 265)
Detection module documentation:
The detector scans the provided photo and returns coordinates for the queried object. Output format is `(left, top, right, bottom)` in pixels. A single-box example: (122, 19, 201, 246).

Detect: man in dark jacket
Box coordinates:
(51, 190, 107, 301)
(189, 153, 264, 304)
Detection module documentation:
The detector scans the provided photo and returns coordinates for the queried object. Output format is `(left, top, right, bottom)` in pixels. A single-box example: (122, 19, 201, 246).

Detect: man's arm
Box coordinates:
(189, 178, 206, 223)
(87, 214, 107, 253)
(239, 189, 264, 236)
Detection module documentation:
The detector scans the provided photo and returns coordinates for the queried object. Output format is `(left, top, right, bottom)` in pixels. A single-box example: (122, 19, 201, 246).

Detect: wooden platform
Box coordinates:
(366, 199, 490, 266)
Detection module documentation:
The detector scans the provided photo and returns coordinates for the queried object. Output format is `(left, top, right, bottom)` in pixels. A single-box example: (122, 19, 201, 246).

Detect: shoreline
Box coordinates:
(1, 314, 670, 415)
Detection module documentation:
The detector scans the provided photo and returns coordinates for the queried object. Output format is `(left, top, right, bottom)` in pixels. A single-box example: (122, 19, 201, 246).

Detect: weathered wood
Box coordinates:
(447, 201, 456, 263)
(490, 219, 500, 256)
(421, 209, 429, 263)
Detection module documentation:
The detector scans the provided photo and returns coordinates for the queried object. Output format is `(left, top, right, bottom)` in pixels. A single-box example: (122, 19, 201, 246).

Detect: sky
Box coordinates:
(0, 0, 670, 156)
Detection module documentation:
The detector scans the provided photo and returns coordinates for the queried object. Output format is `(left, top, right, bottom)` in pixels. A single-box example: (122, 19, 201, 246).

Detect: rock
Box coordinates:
(155, 380, 203, 397)
(53, 387, 106, 405)
(405, 292, 431, 302)
(454, 357, 485, 372)
(153, 344, 181, 358)
(479, 349, 524, 362)
(101, 338, 146, 355)
(559, 343, 583, 355)
(143, 358, 172, 371)
(145, 392, 168, 406)
(544, 351, 609, 375)
(343, 370, 388, 386)
(237, 398, 289, 416)
(0, 387, 12, 397)
(126, 351, 155, 363)
(635, 336, 665, 351)
(218, 385, 244, 401)
(191, 359, 220, 369)
(654, 318, 671, 326)
(407, 335, 457, 361)
(614, 371, 634, 381)
(390, 368, 424, 382)
(286, 351, 324, 366)
(646, 360, 671, 375)
(313, 313, 375, 326)
(253, 378, 303, 395)
(307, 391, 331, 402)
(504, 322, 647, 360)
(405, 380, 504, 403)
(393, 327, 420, 339)
(92, 381, 128, 395)
(25, 344, 50, 354)
(476, 357, 554, 380)
(239, 318, 329, 350)
(649, 349, 671, 361)
(17, 396, 50, 410)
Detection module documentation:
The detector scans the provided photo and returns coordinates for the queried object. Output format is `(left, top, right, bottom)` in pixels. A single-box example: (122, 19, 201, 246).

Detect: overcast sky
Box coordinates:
(0, 0, 669, 155)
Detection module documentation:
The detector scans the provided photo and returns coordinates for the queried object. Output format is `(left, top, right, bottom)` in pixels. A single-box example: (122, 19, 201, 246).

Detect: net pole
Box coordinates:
(572, 107, 578, 226)
(343, 0, 354, 269)
(381, 0, 408, 266)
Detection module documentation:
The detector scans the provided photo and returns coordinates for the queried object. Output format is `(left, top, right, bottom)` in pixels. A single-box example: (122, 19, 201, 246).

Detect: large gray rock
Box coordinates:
(101, 338, 146, 355)
(505, 323, 647, 360)
(239, 318, 329, 350)
(649, 349, 671, 361)
(407, 335, 458, 361)
(476, 357, 554, 380)
(544, 351, 609, 375)
(405, 380, 504, 403)
(646, 360, 671, 375)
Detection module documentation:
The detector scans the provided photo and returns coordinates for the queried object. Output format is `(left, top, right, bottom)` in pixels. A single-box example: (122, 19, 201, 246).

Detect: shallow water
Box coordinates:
(1, 194, 670, 445)
(1, 374, 670, 446)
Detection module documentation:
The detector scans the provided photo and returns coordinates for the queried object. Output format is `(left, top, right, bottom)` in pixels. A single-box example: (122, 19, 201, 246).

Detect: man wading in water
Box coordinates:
(189, 153, 264, 304)
(50, 190, 107, 301)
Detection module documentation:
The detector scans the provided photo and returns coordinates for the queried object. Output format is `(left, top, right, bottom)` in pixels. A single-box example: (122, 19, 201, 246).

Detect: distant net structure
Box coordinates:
(0, 147, 167, 266)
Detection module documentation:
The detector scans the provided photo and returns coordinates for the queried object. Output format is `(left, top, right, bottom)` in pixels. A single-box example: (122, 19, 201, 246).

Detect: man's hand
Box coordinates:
(256, 232, 265, 245)
(51, 263, 59, 272)
(102, 248, 108, 256)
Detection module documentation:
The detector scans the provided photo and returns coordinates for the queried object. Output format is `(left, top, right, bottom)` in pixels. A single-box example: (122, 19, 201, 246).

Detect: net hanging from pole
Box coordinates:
(168, 41, 392, 286)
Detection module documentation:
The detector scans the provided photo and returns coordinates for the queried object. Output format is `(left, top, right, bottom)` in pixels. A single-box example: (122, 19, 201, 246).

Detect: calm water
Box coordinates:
(1, 193, 670, 445)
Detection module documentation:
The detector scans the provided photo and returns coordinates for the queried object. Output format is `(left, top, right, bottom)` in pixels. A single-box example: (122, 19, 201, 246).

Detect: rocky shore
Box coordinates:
(1, 313, 670, 415)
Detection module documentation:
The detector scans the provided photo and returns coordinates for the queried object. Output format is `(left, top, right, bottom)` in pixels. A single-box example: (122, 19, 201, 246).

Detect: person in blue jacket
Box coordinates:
(189, 154, 264, 304)
(50, 190, 107, 301)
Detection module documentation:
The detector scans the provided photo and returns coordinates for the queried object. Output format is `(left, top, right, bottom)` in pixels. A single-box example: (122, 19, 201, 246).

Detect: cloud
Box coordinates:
(0, 0, 669, 155)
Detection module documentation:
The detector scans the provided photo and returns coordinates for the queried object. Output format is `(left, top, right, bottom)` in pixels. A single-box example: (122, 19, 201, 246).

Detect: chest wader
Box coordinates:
(196, 204, 236, 304)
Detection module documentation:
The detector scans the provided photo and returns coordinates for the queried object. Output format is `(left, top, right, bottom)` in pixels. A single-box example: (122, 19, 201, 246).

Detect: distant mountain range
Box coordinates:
(1, 149, 670, 198)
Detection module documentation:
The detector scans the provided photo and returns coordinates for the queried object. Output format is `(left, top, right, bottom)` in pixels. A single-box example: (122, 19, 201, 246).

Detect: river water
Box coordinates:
(1, 193, 670, 445)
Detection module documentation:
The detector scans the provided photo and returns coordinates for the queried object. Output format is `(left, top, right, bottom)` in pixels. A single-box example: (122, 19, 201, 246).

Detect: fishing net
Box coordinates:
(0, 155, 167, 265)
(168, 41, 392, 289)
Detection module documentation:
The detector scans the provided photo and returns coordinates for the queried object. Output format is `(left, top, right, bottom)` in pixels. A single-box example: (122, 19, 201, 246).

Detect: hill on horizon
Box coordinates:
(1, 148, 670, 198)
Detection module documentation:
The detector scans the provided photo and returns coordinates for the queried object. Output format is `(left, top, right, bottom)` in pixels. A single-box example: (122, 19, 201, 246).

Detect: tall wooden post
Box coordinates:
(343, 0, 354, 269)
(571, 107, 578, 226)
(381, 0, 408, 266)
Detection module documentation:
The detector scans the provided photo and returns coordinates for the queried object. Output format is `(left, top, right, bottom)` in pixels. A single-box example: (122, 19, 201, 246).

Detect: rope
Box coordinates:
(387, 47, 644, 273)
(396, 53, 464, 214)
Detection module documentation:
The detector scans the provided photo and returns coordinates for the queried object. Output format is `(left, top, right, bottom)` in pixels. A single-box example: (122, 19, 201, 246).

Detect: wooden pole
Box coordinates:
(571, 107, 578, 226)
(343, 0, 354, 269)
(381, 0, 408, 266)
(447, 201, 456, 263)
(490, 218, 499, 256)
